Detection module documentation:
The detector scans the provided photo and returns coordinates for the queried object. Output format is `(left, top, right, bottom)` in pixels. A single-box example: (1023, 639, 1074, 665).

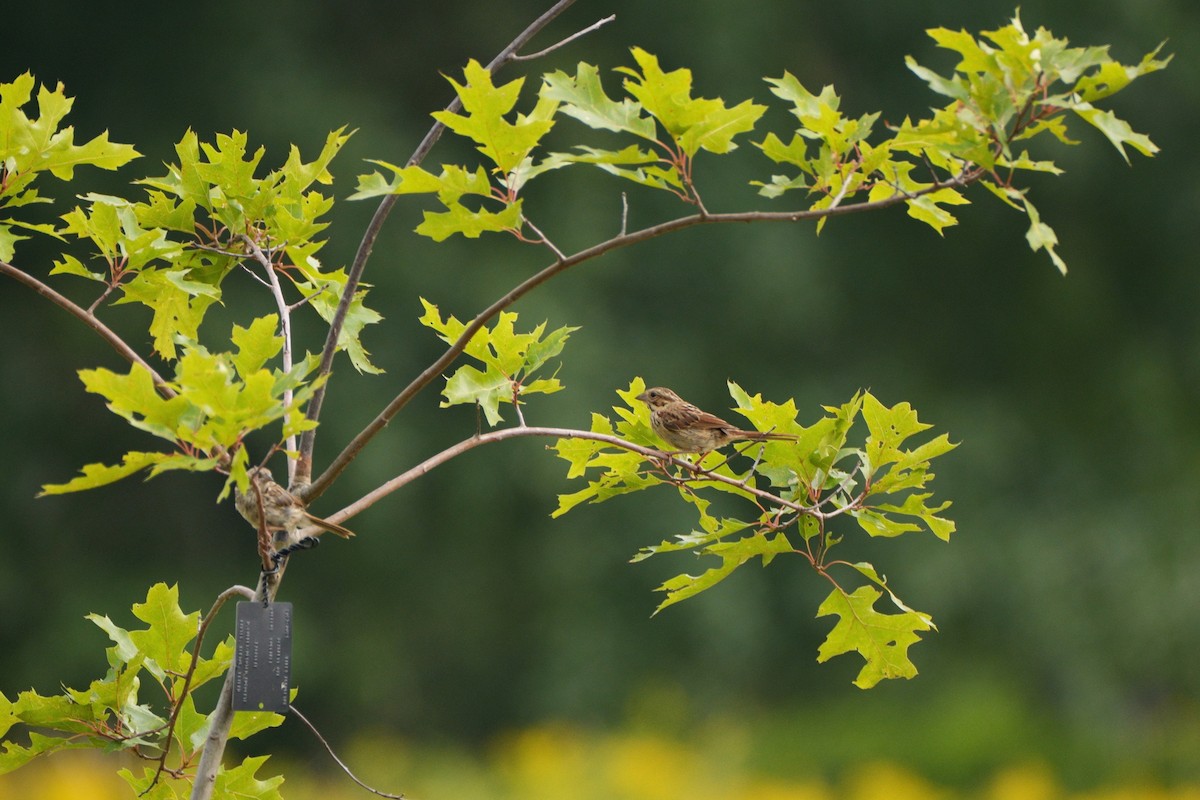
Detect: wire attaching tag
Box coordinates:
(233, 601, 293, 713)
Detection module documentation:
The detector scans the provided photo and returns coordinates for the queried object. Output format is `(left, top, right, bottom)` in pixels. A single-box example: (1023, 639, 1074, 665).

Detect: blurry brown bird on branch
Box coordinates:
(636, 386, 796, 454)
(234, 466, 354, 541)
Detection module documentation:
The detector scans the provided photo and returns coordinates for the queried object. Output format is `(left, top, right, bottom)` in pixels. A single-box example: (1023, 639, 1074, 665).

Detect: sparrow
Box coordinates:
(234, 466, 354, 541)
(636, 386, 796, 454)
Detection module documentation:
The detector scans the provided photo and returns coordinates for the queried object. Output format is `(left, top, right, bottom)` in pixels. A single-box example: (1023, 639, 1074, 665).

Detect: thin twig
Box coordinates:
(510, 14, 615, 61)
(305, 166, 978, 502)
(825, 171, 854, 211)
(286, 280, 335, 313)
(192, 242, 248, 259)
(295, 0, 584, 487)
(523, 217, 566, 261)
(237, 261, 273, 288)
(240, 234, 299, 477)
(86, 281, 119, 315)
(289, 705, 406, 799)
(0, 259, 174, 397)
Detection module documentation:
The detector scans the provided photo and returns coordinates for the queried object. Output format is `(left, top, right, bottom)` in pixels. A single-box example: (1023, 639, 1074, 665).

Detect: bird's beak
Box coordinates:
(635, 390, 650, 403)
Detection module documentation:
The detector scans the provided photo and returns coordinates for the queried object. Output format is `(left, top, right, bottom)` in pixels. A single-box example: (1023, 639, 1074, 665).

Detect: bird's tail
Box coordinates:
(307, 514, 355, 538)
(747, 431, 796, 442)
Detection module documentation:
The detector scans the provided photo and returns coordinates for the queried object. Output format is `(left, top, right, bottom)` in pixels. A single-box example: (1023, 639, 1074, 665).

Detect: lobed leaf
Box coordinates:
(816, 585, 934, 688)
(1021, 196, 1068, 275)
(230, 315, 285, 378)
(1074, 43, 1171, 102)
(417, 200, 523, 241)
(541, 62, 656, 140)
(39, 451, 171, 495)
(434, 60, 559, 176)
(0, 73, 138, 260)
(862, 392, 932, 472)
(872, 493, 956, 541)
(299, 270, 384, 375)
(651, 531, 792, 614)
(1072, 102, 1159, 163)
(0, 732, 93, 775)
(115, 268, 219, 359)
(129, 583, 199, 679)
(0, 72, 139, 181)
(118, 767, 184, 799)
(617, 48, 765, 157)
(420, 299, 577, 424)
(214, 755, 285, 800)
(633, 517, 753, 561)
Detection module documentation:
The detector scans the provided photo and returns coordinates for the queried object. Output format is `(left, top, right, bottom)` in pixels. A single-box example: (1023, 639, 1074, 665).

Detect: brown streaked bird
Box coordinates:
(235, 466, 354, 541)
(636, 386, 796, 454)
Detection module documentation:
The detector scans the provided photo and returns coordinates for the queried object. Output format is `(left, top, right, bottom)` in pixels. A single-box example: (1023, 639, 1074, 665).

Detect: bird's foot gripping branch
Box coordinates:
(553, 379, 956, 688)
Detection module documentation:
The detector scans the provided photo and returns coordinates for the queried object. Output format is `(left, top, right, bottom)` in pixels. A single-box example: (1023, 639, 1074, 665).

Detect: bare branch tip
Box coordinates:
(511, 13, 617, 62)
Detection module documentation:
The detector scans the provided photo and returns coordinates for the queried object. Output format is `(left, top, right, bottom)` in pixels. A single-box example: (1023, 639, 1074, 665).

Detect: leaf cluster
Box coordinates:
(0, 80, 383, 493)
(0, 73, 140, 260)
(39, 315, 322, 499)
(0, 7, 1168, 703)
(0, 584, 285, 798)
(419, 298, 577, 425)
(553, 379, 956, 688)
(350, 59, 559, 241)
(354, 15, 1165, 273)
(52, 128, 366, 361)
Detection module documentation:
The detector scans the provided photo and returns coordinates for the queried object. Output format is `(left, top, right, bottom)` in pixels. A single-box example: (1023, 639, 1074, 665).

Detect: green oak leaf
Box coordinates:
(433, 59, 559, 177)
(349, 161, 444, 199)
(188, 637, 235, 693)
(45, 322, 324, 495)
(299, 274, 384, 375)
(117, 767, 183, 799)
(862, 392, 932, 472)
(556, 145, 682, 190)
(215, 755, 285, 800)
(115, 267, 220, 359)
(39, 451, 171, 496)
(0, 74, 136, 258)
(1074, 44, 1171, 102)
(1021, 196, 1068, 275)
(420, 299, 576, 424)
(417, 200, 523, 241)
(872, 492, 956, 541)
(851, 508, 921, 539)
(816, 585, 934, 688)
(550, 386, 659, 517)
(87, 613, 140, 665)
(1072, 102, 1159, 163)
(128, 583, 198, 679)
(0, 732, 92, 775)
(541, 62, 657, 139)
(444, 364, 510, 426)
(616, 48, 765, 157)
(0, 72, 139, 180)
(652, 531, 792, 614)
(633, 516, 753, 561)
(231, 315, 284, 378)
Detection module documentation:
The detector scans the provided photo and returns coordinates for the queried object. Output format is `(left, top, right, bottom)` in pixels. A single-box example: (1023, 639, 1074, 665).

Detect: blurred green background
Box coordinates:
(2, 0, 1197, 795)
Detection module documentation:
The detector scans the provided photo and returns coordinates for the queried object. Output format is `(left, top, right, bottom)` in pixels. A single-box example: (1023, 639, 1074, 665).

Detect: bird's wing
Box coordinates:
(671, 404, 735, 434)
